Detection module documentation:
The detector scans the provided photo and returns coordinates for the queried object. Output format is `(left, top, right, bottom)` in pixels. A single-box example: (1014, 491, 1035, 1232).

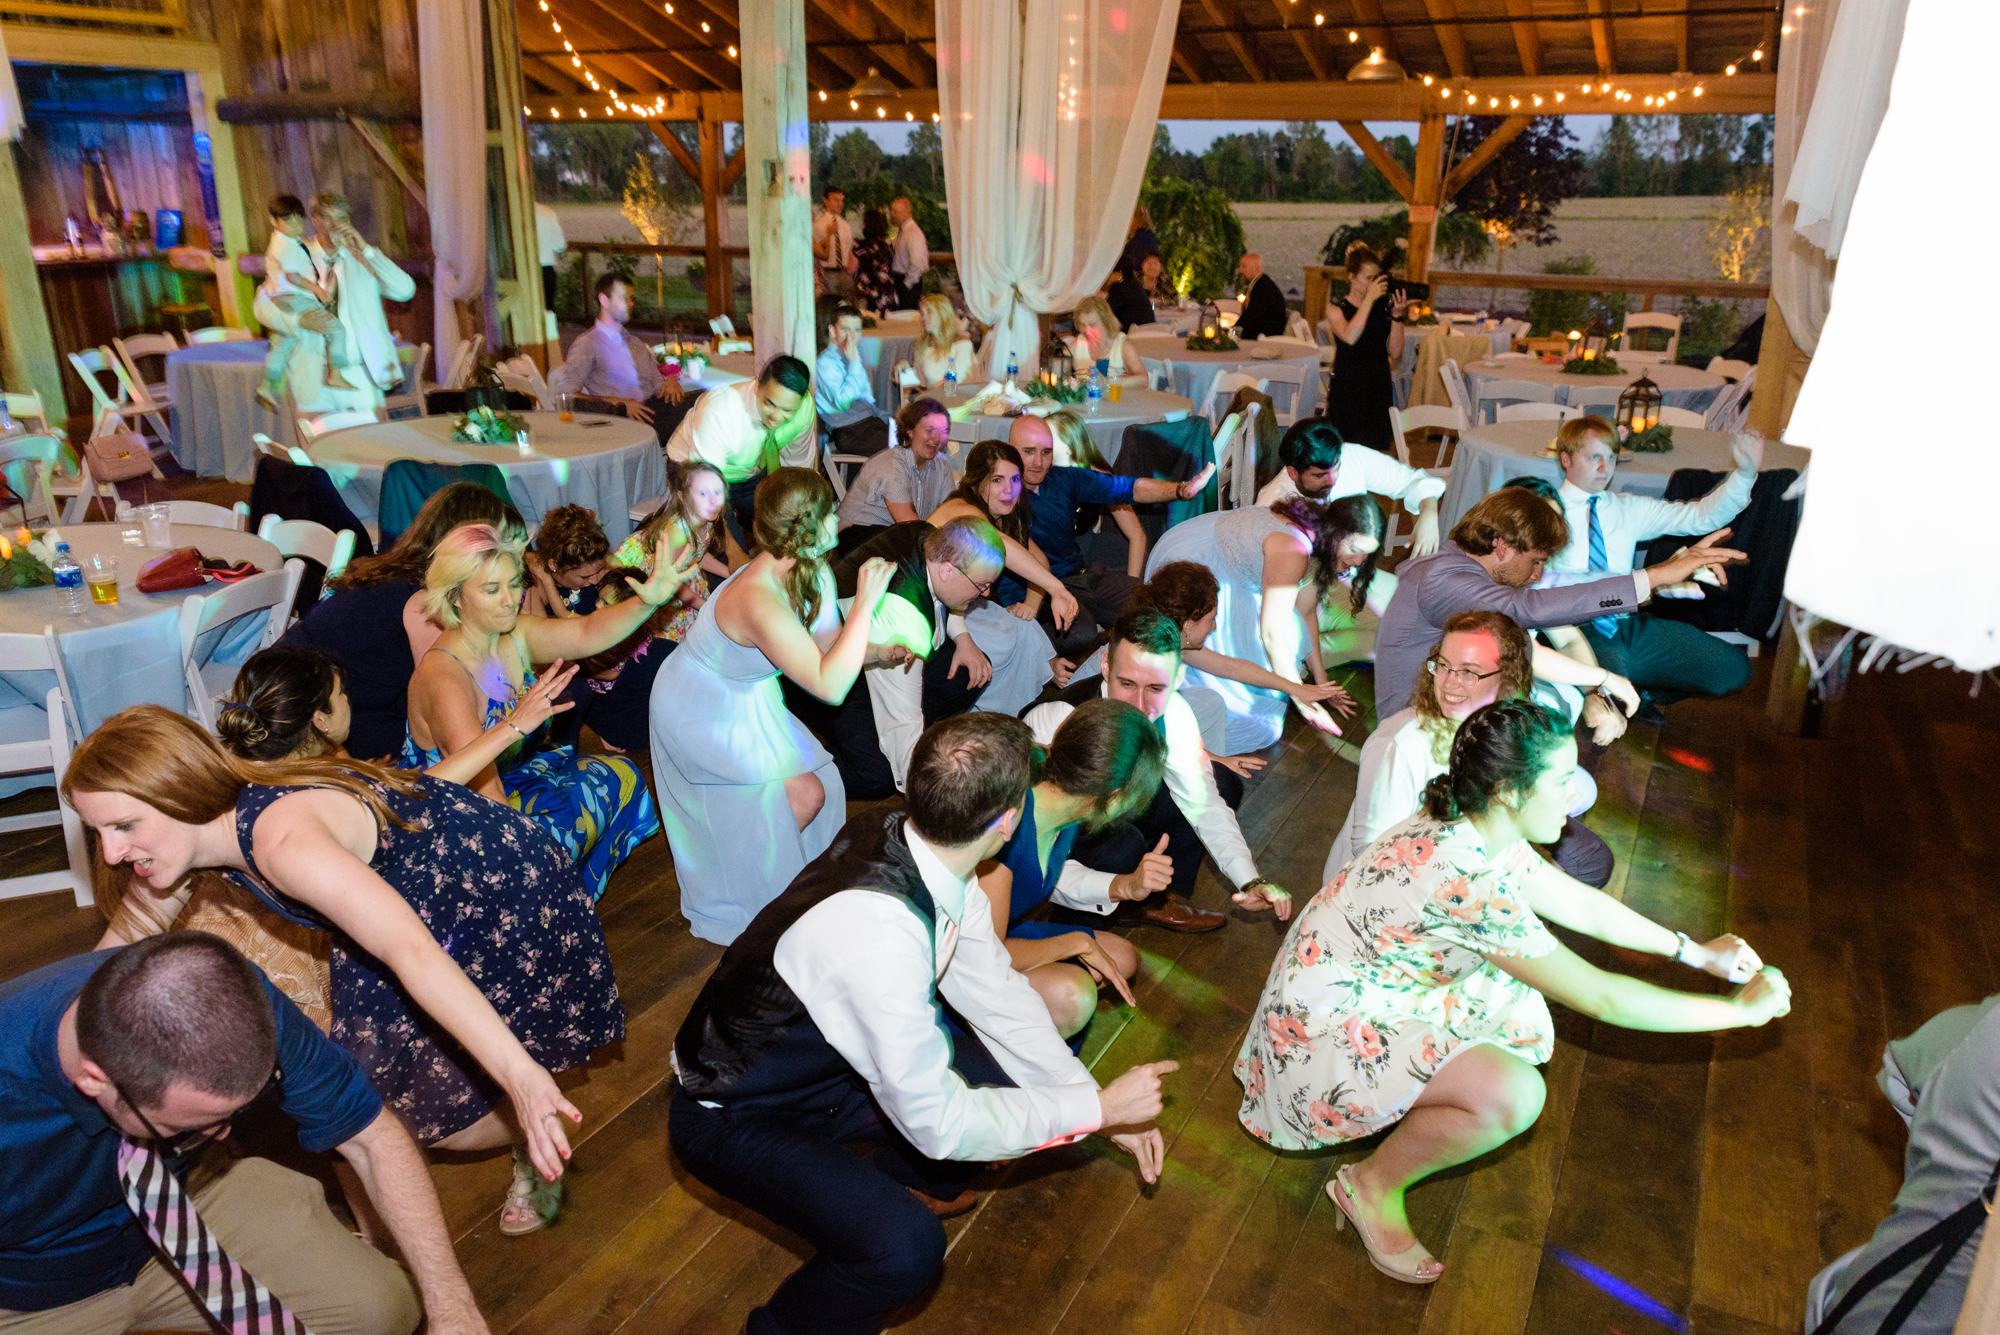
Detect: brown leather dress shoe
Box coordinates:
(1138, 897, 1227, 933)
(907, 1184, 978, 1219)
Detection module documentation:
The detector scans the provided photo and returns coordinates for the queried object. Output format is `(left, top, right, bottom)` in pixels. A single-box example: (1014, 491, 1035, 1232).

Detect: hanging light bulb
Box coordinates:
(1554, 91, 1564, 102)
(1725, 63, 1737, 75)
(1692, 85, 1703, 96)
(727, 44, 737, 56)
(818, 90, 827, 101)
(1347, 29, 1358, 41)
(1314, 12, 1324, 25)
(1345, 45, 1405, 82)
(848, 67, 897, 100)
(1752, 47, 1764, 59)
(875, 106, 886, 118)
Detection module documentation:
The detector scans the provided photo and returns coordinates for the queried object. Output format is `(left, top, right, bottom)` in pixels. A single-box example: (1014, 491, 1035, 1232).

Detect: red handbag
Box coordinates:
(136, 548, 261, 592)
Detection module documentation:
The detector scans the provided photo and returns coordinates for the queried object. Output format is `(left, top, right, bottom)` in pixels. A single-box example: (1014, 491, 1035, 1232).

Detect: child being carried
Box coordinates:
(257, 193, 356, 412)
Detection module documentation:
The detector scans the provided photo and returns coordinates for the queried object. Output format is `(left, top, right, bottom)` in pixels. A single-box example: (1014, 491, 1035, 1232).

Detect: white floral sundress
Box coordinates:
(1235, 811, 1560, 1151)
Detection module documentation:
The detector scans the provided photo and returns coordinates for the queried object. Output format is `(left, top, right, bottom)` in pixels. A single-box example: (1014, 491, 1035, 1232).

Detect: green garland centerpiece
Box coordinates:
(1621, 423, 1675, 454)
(0, 529, 57, 592)
(1033, 378, 1089, 405)
(1561, 354, 1623, 376)
(1184, 331, 1239, 352)
(451, 405, 532, 444)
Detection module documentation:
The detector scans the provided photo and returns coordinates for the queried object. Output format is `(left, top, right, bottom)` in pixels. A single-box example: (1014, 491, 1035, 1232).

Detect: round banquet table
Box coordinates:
(928, 384, 1195, 466)
(166, 341, 299, 483)
(1460, 356, 1726, 419)
(676, 332, 913, 405)
(1437, 419, 1813, 532)
(1398, 324, 1511, 380)
(682, 352, 756, 391)
(1126, 334, 1324, 423)
(308, 411, 665, 542)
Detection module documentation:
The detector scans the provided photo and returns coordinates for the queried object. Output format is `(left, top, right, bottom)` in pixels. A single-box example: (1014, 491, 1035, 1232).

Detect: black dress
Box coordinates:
(1327, 298, 1398, 454)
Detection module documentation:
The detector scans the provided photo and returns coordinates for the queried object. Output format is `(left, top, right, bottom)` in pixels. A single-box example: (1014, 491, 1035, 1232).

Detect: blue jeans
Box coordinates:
(669, 1077, 983, 1335)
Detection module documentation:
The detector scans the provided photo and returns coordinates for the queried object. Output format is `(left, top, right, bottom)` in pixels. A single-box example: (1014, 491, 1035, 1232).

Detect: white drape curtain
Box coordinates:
(936, 0, 1178, 376)
(418, 0, 487, 358)
(1784, 0, 2000, 670)
(1770, 0, 1909, 356)
(0, 26, 23, 142)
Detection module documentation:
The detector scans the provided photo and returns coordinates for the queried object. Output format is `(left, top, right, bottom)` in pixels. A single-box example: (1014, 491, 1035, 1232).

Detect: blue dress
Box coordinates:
(995, 787, 1089, 942)
(222, 778, 624, 1144)
(403, 639, 660, 902)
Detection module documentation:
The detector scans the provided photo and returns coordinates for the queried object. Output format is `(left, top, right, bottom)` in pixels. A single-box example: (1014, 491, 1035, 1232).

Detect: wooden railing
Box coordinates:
(1302, 264, 1767, 323)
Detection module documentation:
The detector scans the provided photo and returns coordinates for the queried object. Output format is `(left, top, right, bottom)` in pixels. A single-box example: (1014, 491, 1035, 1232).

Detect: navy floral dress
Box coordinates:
(222, 778, 625, 1144)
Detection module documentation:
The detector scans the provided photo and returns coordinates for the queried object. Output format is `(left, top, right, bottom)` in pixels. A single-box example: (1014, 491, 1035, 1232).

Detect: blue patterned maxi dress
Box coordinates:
(403, 640, 660, 901)
(221, 778, 625, 1143)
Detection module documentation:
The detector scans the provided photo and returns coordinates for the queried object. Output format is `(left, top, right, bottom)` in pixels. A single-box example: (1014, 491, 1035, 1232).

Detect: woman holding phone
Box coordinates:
(1321, 241, 1409, 455)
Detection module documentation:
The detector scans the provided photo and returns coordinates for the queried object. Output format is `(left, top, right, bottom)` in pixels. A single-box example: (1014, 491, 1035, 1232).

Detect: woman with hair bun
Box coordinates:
(648, 466, 898, 943)
(1236, 698, 1791, 1284)
(1321, 241, 1407, 455)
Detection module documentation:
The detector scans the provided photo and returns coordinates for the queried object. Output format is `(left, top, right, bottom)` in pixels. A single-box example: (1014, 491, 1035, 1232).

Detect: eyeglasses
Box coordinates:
(1427, 659, 1503, 688)
(952, 563, 996, 598)
(111, 1065, 280, 1157)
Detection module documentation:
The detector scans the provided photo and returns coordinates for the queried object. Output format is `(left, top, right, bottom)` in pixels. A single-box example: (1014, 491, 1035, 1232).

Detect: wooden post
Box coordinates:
(1405, 113, 1446, 284)
(0, 144, 66, 420)
(1748, 297, 1806, 438)
(737, 0, 814, 363)
(486, 0, 547, 357)
(697, 114, 728, 323)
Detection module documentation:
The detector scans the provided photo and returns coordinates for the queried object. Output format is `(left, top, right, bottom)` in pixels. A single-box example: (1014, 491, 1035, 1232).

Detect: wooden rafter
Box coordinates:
(521, 54, 589, 97)
(1674, 10, 1690, 72)
(590, 0, 752, 87)
(650, 122, 701, 180)
(1338, 120, 1414, 201)
(1421, 0, 1471, 79)
(1173, 34, 1218, 83)
(523, 0, 676, 92)
(561, 0, 696, 90)
(1267, 1, 1329, 81)
(1343, 0, 1400, 65)
(1501, 0, 1540, 75)
(1758, 10, 1777, 71)
(1440, 113, 1531, 198)
(1584, 0, 1617, 76)
(1200, 0, 1266, 82)
(807, 0, 929, 88)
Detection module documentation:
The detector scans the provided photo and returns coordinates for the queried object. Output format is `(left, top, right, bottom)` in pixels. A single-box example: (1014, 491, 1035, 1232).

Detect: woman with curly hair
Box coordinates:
(647, 467, 897, 943)
(1238, 698, 1789, 1283)
(522, 503, 613, 618)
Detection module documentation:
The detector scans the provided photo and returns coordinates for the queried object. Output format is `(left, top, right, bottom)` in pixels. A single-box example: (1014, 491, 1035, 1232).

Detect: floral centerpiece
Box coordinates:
(451, 405, 531, 444)
(1620, 423, 1674, 454)
(0, 527, 57, 592)
(1032, 377, 1089, 405)
(1561, 353, 1623, 375)
(1184, 330, 1239, 352)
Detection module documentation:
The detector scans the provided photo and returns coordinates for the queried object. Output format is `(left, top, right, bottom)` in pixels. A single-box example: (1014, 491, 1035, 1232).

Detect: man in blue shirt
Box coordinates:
(0, 934, 487, 1334)
(1008, 415, 1203, 657)
(813, 301, 889, 458)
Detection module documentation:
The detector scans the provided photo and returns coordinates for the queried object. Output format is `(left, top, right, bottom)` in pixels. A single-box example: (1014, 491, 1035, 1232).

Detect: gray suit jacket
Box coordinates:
(1374, 542, 1644, 717)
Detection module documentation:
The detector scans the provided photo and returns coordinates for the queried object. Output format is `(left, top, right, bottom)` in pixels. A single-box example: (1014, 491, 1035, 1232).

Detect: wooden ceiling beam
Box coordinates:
(1500, 0, 1540, 75)
(1343, 0, 1401, 65)
(1338, 120, 1414, 201)
(1173, 34, 1219, 84)
(1584, 0, 1618, 76)
(1200, 0, 1268, 82)
(1440, 113, 1531, 198)
(806, 0, 930, 88)
(1674, 11, 1690, 72)
(1758, 10, 1777, 71)
(1267, 1, 1330, 81)
(562, 0, 703, 90)
(649, 122, 701, 180)
(1421, 0, 1472, 78)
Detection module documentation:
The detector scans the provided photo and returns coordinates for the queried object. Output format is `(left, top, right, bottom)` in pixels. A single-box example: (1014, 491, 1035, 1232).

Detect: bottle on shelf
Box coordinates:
(53, 542, 86, 616)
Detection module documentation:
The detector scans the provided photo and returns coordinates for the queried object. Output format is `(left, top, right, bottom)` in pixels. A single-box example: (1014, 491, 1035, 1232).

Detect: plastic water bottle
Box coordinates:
(944, 367, 957, 389)
(1085, 369, 1103, 415)
(1005, 352, 1019, 386)
(53, 542, 86, 615)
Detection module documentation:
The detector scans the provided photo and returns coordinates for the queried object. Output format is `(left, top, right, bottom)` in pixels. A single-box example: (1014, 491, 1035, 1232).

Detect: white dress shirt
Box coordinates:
(771, 825, 1102, 1161)
(892, 218, 930, 284)
(1023, 684, 1260, 900)
(534, 203, 567, 268)
(1254, 449, 1446, 513)
(1549, 472, 1754, 576)
(667, 381, 817, 482)
(814, 209, 854, 272)
(839, 587, 969, 794)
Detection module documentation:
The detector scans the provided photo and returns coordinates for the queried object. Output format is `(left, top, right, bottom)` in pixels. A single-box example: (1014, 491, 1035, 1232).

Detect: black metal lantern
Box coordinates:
(1199, 300, 1221, 341)
(1582, 318, 1611, 359)
(1616, 373, 1662, 438)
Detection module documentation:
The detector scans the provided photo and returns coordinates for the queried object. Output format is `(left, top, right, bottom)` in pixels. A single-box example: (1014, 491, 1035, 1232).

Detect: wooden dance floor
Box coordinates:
(4, 659, 1995, 1335)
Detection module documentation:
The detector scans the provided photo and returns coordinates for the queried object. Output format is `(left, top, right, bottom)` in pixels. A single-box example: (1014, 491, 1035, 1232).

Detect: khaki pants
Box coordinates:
(0, 1158, 420, 1335)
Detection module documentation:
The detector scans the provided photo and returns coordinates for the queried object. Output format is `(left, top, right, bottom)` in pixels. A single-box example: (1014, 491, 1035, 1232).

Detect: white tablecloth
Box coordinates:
(308, 412, 665, 541)
(1398, 325, 1510, 380)
(1460, 357, 1726, 419)
(1437, 419, 1813, 531)
(677, 333, 913, 406)
(929, 385, 1195, 466)
(165, 342, 299, 483)
(1126, 334, 1324, 422)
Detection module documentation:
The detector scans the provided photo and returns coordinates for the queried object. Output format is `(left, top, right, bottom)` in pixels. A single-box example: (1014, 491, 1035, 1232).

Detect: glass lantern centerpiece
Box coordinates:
(1616, 373, 1670, 451)
(1582, 318, 1611, 359)
(1200, 300, 1221, 340)
(1186, 300, 1237, 352)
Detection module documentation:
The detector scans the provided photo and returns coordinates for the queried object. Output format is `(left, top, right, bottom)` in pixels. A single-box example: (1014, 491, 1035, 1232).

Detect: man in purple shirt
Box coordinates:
(549, 274, 692, 446)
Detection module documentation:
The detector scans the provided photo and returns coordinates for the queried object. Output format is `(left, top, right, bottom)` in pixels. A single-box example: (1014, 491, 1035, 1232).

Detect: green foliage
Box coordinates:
(1322, 208, 1491, 269)
(530, 124, 655, 202)
(1561, 354, 1624, 375)
(827, 129, 885, 185)
(1449, 116, 1586, 250)
(1582, 114, 1775, 198)
(1525, 255, 1630, 336)
(1676, 294, 1744, 366)
(0, 544, 54, 592)
(1140, 176, 1245, 301)
(1146, 122, 1411, 203)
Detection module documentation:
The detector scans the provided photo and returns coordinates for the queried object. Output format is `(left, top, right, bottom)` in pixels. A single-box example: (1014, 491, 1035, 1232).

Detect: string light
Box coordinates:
(875, 106, 886, 118)
(1347, 30, 1357, 41)
(904, 110, 914, 120)
(818, 90, 827, 101)
(1421, 74, 1432, 85)
(1314, 13, 1324, 25)
(1751, 47, 1763, 60)
(699, 20, 709, 31)
(727, 44, 737, 56)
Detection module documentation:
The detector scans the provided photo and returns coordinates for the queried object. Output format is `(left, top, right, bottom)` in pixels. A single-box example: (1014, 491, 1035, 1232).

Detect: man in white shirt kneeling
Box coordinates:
(669, 712, 1176, 1335)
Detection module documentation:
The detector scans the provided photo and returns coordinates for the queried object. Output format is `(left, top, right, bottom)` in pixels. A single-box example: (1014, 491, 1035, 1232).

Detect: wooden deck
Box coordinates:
(4, 656, 1995, 1335)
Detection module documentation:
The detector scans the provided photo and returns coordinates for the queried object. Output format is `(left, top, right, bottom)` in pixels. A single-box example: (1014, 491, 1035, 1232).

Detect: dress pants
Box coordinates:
(726, 471, 767, 552)
(1549, 816, 1614, 889)
(669, 1075, 988, 1335)
(0, 1157, 420, 1335)
(785, 651, 986, 801)
(1069, 761, 1245, 900)
(1581, 614, 1752, 703)
(541, 264, 558, 311)
(1041, 563, 1141, 660)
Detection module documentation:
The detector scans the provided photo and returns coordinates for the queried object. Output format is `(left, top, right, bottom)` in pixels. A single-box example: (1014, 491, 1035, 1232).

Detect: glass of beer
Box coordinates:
(1107, 379, 1123, 403)
(85, 553, 118, 606)
(556, 393, 574, 423)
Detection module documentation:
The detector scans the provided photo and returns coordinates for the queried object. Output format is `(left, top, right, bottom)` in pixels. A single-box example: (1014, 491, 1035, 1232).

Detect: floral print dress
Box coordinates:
(1236, 811, 1560, 1151)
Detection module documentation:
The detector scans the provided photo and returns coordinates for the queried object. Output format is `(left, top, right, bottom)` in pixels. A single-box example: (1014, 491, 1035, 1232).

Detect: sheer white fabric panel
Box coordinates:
(938, 0, 1178, 375)
(1785, 0, 2000, 669)
(419, 0, 488, 357)
(0, 26, 22, 142)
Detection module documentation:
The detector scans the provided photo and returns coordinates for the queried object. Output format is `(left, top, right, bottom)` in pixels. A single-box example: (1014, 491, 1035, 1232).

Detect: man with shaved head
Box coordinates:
(1234, 252, 1289, 339)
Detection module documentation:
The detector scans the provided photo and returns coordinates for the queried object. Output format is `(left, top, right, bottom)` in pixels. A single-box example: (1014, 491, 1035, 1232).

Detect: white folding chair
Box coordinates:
(1495, 402, 1580, 424)
(1389, 404, 1467, 473)
(1205, 371, 1266, 427)
(628, 493, 669, 526)
(1706, 356, 1753, 383)
(1566, 386, 1626, 416)
(164, 499, 251, 531)
(382, 343, 433, 419)
(49, 452, 117, 525)
(257, 514, 357, 581)
(1618, 349, 1672, 366)
(1150, 357, 1178, 393)
(1285, 312, 1315, 344)
(441, 336, 483, 391)
(178, 561, 306, 729)
(0, 435, 66, 526)
(298, 408, 381, 441)
(497, 356, 552, 409)
(1257, 364, 1311, 429)
(0, 634, 93, 905)
(113, 333, 183, 409)
(69, 347, 172, 446)
(1656, 405, 1706, 429)
(1618, 312, 1681, 363)
(1472, 377, 1556, 424)
(252, 432, 315, 467)
(3, 389, 57, 435)
(1438, 359, 1477, 431)
(1707, 367, 1756, 433)
(185, 326, 258, 345)
(1204, 411, 1244, 505)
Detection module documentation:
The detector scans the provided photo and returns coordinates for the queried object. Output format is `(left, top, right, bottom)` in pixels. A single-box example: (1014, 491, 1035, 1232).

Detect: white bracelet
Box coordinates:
(1672, 930, 1698, 965)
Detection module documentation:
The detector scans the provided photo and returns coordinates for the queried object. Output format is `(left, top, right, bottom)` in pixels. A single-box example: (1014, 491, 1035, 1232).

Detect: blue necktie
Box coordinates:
(1586, 495, 1617, 639)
